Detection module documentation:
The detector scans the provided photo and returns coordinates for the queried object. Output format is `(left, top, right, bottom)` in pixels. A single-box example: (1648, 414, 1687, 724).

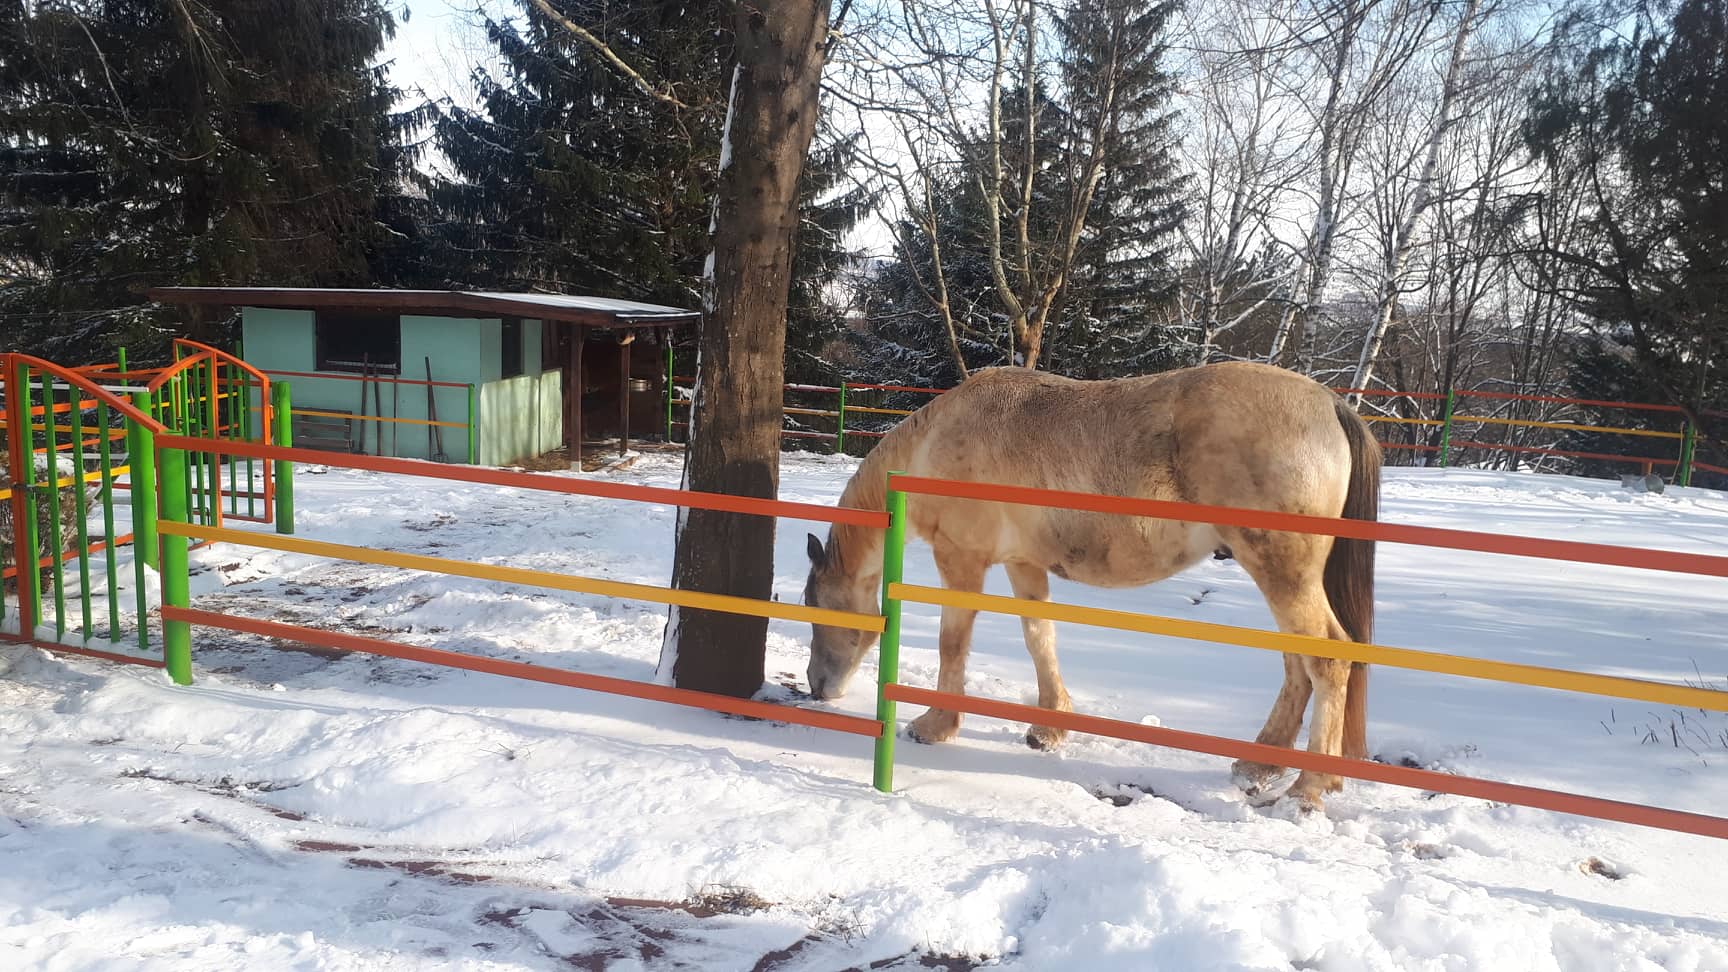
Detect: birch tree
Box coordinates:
(1346, 0, 1494, 396)
(1174, 0, 1308, 359)
(1264, 0, 1438, 371)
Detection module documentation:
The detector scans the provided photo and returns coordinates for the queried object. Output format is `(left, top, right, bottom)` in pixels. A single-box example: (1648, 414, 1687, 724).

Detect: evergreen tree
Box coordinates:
(1524, 0, 1728, 426)
(847, 167, 1007, 393)
(784, 130, 877, 387)
(419, 0, 726, 303)
(0, 0, 418, 363)
(1045, 0, 1188, 379)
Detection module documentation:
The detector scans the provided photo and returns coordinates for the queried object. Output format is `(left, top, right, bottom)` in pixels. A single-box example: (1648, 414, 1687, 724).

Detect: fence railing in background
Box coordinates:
(256, 368, 477, 465)
(871, 472, 1728, 840)
(665, 369, 1705, 484)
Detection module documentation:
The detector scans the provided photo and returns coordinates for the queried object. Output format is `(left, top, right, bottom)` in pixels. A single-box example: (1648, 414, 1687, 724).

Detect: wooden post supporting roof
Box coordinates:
(619, 333, 634, 456)
(568, 330, 585, 464)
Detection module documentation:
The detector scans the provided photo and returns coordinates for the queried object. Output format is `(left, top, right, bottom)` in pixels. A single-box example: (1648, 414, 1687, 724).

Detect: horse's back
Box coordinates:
(899, 363, 1358, 582)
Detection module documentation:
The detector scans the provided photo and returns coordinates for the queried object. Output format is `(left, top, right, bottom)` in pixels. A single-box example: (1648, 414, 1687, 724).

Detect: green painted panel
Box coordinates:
(524, 319, 544, 377)
(401, 316, 488, 387)
(241, 308, 315, 372)
(477, 371, 564, 466)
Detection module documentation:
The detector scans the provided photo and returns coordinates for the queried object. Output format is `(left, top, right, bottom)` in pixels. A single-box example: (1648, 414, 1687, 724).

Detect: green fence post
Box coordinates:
(97, 400, 120, 640)
(836, 384, 848, 457)
(117, 347, 128, 374)
(158, 445, 193, 685)
(12, 360, 42, 635)
(273, 382, 294, 535)
(1438, 389, 1457, 468)
(71, 388, 93, 639)
(39, 372, 65, 640)
(872, 475, 909, 793)
(128, 392, 159, 571)
(466, 383, 477, 465)
(1679, 420, 1697, 487)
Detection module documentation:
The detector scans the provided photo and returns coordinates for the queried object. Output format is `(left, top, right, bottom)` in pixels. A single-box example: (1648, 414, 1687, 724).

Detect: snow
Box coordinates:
(4, 455, 1728, 969)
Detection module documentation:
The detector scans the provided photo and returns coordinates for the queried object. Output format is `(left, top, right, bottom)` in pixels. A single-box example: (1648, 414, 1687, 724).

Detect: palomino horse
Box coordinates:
(801, 362, 1380, 811)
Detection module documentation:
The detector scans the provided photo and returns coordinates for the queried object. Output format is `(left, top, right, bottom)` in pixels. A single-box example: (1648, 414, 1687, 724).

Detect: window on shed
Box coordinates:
(501, 317, 523, 379)
(315, 311, 400, 374)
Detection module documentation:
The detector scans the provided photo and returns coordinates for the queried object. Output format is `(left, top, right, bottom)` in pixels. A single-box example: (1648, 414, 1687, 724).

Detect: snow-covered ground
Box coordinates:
(4, 453, 1728, 970)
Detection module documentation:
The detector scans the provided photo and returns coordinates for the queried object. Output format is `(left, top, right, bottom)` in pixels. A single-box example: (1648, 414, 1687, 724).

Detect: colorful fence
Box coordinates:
(870, 473, 1728, 840)
(0, 355, 167, 667)
(94, 423, 1728, 842)
(0, 347, 291, 670)
(666, 367, 1703, 483)
(145, 434, 888, 741)
(10, 352, 1728, 842)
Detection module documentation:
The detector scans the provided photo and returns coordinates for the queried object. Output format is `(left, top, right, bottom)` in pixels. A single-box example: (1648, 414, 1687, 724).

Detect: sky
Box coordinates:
(382, 1, 501, 112)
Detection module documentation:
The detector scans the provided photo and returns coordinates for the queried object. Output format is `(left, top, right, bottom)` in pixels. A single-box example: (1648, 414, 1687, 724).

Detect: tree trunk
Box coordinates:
(657, 1, 829, 697)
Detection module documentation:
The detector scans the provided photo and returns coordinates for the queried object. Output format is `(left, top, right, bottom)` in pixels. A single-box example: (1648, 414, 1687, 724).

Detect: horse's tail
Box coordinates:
(1326, 396, 1380, 761)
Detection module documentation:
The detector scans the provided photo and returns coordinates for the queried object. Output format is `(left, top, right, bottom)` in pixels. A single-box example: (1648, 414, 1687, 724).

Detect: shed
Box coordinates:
(150, 288, 699, 467)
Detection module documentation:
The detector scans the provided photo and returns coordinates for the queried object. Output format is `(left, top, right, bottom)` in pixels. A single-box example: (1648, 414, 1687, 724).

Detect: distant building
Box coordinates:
(151, 288, 698, 467)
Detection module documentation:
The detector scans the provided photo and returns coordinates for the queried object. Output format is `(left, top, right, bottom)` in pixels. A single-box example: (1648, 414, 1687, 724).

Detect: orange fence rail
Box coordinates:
(165, 607, 881, 737)
(883, 684, 1728, 839)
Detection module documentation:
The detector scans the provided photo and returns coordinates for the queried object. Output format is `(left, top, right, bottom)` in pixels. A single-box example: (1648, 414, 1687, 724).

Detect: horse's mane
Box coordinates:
(829, 399, 937, 574)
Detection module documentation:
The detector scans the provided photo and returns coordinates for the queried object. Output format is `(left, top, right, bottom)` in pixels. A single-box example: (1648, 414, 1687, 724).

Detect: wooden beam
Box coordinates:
(148, 288, 700, 329)
(569, 331, 585, 463)
(619, 336, 632, 456)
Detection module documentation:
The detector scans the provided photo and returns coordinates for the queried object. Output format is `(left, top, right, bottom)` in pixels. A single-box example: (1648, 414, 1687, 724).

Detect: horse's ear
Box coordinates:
(806, 533, 826, 567)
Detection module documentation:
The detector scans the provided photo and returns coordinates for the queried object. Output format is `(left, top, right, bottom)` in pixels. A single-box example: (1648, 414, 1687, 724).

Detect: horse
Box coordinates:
(800, 362, 1380, 811)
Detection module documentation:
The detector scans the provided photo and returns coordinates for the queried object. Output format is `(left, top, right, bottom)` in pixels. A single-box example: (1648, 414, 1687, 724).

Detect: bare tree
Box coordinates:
(1173, 0, 1308, 358)
(829, 0, 1170, 372)
(1346, 0, 1494, 396)
(1264, 0, 1439, 372)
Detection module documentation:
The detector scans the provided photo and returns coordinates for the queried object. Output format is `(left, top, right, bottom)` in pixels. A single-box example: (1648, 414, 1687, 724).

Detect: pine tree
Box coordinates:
(847, 168, 1007, 392)
(418, 0, 726, 302)
(784, 130, 877, 387)
(1045, 0, 1188, 378)
(1524, 0, 1728, 427)
(0, 0, 418, 363)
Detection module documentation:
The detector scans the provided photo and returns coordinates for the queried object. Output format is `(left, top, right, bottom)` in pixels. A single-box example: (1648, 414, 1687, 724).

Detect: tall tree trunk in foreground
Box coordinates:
(659, 1, 830, 696)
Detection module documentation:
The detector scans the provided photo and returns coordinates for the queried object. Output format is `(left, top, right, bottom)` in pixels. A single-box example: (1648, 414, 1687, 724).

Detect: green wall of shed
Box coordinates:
(240, 308, 553, 464)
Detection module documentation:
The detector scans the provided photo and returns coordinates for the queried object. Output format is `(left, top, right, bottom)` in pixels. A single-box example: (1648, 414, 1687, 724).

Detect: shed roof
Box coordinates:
(149, 287, 700, 328)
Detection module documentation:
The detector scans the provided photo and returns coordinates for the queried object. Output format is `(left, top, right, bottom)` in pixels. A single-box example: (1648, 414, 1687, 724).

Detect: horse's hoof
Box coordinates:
(1286, 774, 1333, 814)
(905, 712, 959, 745)
(1026, 725, 1067, 750)
(1231, 759, 1281, 791)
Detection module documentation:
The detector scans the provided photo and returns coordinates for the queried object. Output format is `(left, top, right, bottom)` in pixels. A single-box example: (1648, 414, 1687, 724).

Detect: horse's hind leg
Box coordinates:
(1231, 538, 1353, 811)
(1004, 563, 1071, 750)
(1231, 652, 1311, 798)
(906, 549, 988, 745)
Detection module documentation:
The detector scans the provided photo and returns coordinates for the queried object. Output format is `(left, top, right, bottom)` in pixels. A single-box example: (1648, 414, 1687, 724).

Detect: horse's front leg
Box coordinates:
(906, 551, 987, 745)
(1005, 562, 1071, 750)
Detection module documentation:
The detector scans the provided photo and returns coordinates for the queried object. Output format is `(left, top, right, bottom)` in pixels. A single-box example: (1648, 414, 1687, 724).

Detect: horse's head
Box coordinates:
(802, 531, 882, 699)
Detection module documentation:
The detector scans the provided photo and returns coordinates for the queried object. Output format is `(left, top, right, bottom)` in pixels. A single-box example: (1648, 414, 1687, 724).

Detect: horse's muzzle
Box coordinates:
(807, 672, 846, 700)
